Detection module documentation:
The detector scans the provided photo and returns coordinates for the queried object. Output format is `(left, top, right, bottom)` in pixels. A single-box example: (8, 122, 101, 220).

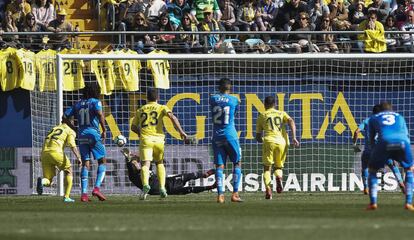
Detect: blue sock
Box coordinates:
(81, 166, 88, 194)
(386, 160, 403, 183)
(362, 168, 369, 190)
(232, 166, 242, 193)
(95, 164, 106, 188)
(368, 172, 378, 205)
(405, 171, 413, 205)
(216, 168, 224, 195)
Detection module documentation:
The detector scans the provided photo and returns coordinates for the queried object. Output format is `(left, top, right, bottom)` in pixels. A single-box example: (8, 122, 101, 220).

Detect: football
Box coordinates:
(114, 135, 127, 147)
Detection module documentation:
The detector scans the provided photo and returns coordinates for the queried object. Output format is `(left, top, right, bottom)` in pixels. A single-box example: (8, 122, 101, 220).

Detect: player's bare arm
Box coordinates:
(167, 112, 187, 140)
(288, 118, 299, 147)
(97, 110, 106, 141)
(71, 146, 82, 166)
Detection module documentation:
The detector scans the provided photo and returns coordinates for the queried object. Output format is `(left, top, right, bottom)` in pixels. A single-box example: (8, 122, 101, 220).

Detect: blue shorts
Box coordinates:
(212, 138, 241, 165)
(369, 139, 413, 170)
(79, 130, 106, 161)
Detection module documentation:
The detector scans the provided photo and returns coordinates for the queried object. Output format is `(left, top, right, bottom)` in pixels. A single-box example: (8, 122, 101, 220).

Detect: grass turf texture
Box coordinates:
(0, 193, 412, 240)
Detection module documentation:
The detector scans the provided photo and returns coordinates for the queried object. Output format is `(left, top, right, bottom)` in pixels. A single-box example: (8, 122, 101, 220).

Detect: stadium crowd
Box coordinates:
(1, 0, 414, 53)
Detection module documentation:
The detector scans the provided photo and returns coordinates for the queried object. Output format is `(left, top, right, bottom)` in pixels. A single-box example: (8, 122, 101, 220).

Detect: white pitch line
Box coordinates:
(12, 223, 414, 234)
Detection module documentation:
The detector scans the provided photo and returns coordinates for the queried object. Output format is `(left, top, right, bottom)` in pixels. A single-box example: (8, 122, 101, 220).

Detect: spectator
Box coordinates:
(394, 0, 413, 26)
(0, 0, 10, 22)
(191, 0, 222, 22)
(289, 12, 316, 53)
(275, 0, 308, 31)
(21, 12, 45, 50)
(31, 0, 55, 28)
(308, 0, 329, 25)
(179, 12, 202, 52)
(131, 12, 155, 53)
(329, 0, 351, 30)
(146, 0, 167, 23)
(237, 0, 263, 31)
(315, 15, 339, 52)
(0, 10, 20, 47)
(357, 10, 386, 52)
(198, 7, 234, 53)
(350, 1, 367, 26)
(154, 12, 178, 51)
(367, 0, 390, 23)
(384, 15, 399, 51)
(118, 0, 147, 30)
(258, 0, 278, 30)
(47, 9, 73, 50)
(400, 9, 414, 52)
(167, 0, 191, 28)
(6, 0, 31, 28)
(219, 0, 238, 31)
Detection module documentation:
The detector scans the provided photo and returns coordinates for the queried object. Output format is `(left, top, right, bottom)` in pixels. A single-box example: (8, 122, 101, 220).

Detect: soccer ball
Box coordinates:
(114, 135, 127, 147)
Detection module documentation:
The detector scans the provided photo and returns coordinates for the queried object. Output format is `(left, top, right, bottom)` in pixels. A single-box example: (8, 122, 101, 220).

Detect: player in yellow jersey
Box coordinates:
(131, 88, 187, 200)
(255, 96, 299, 199)
(36, 117, 82, 203)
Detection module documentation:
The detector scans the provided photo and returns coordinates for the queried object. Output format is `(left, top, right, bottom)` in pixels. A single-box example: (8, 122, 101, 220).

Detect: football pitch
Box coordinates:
(0, 193, 413, 240)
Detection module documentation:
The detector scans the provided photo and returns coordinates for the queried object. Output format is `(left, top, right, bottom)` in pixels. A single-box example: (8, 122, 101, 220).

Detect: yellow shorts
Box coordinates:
(41, 151, 71, 180)
(262, 141, 287, 168)
(139, 139, 165, 162)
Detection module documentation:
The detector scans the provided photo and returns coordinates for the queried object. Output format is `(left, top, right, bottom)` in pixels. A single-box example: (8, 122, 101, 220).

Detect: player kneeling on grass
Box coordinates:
(131, 88, 187, 200)
(353, 104, 405, 195)
(121, 148, 216, 195)
(37, 117, 82, 203)
(255, 96, 299, 200)
(367, 101, 414, 211)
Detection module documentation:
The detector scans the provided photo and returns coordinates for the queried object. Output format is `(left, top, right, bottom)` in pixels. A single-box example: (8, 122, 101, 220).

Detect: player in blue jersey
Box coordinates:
(210, 78, 242, 203)
(353, 105, 405, 195)
(64, 82, 107, 202)
(367, 102, 414, 210)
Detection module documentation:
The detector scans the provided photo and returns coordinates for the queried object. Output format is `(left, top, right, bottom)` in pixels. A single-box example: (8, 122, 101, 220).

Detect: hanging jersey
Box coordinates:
(256, 108, 291, 144)
(91, 52, 115, 95)
(0, 47, 20, 91)
(16, 49, 36, 90)
(64, 98, 103, 134)
(131, 102, 172, 141)
(42, 123, 77, 153)
(36, 49, 57, 91)
(60, 48, 85, 91)
(147, 49, 170, 89)
(110, 49, 141, 91)
(369, 111, 410, 144)
(210, 93, 239, 141)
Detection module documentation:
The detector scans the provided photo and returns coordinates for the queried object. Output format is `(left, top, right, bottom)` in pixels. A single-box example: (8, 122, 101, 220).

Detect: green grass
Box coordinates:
(0, 193, 413, 240)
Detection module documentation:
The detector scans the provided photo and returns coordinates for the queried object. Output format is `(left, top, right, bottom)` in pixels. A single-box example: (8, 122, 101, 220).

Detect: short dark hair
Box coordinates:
(372, 104, 381, 114)
(82, 82, 101, 99)
(147, 88, 158, 102)
(380, 101, 392, 111)
(218, 78, 231, 92)
(264, 96, 275, 107)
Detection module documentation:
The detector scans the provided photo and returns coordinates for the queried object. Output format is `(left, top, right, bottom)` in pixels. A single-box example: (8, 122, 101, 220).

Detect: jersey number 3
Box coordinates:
(382, 114, 396, 126)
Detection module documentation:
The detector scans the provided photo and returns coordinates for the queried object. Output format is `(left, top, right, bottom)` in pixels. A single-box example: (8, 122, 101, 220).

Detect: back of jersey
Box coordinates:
(370, 111, 410, 143)
(65, 98, 102, 134)
(42, 123, 76, 153)
(210, 94, 238, 140)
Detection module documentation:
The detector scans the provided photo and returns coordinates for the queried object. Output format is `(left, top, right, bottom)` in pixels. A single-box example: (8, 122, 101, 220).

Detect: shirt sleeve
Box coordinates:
(162, 105, 172, 116)
(94, 100, 103, 112)
(64, 105, 75, 118)
(282, 111, 291, 123)
(66, 130, 77, 148)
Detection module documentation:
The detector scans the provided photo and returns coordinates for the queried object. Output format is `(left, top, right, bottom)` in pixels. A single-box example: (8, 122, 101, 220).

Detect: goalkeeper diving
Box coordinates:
(121, 148, 216, 195)
(37, 117, 82, 202)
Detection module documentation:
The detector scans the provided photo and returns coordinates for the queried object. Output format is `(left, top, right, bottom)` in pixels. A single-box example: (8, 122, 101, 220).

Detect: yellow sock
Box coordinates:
(64, 175, 73, 198)
(156, 164, 166, 190)
(275, 169, 283, 179)
(263, 170, 271, 188)
(141, 165, 150, 187)
(42, 178, 51, 187)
